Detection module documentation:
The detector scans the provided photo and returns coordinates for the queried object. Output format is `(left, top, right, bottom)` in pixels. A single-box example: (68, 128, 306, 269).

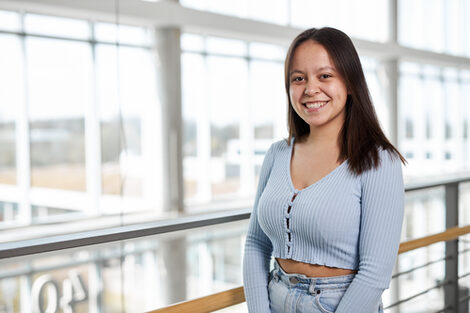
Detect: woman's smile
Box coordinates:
(303, 100, 329, 112)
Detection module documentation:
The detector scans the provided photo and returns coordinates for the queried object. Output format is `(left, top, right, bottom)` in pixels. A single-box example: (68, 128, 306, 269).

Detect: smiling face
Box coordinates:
(288, 40, 348, 134)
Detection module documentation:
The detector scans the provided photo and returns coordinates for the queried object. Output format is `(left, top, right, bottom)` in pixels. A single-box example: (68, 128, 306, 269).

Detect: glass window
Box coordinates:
(208, 56, 246, 199)
(250, 60, 285, 141)
(0, 10, 163, 230)
(181, 33, 205, 52)
(0, 10, 20, 31)
(465, 0, 470, 57)
(399, 62, 470, 177)
(399, 63, 424, 172)
(249, 42, 285, 61)
(361, 57, 389, 137)
(27, 37, 92, 192)
(443, 68, 459, 141)
(96, 44, 160, 203)
(180, 0, 289, 25)
(94, 22, 151, 46)
(182, 53, 206, 201)
(182, 34, 287, 209)
(290, 0, 389, 42)
(250, 60, 286, 180)
(206, 36, 247, 56)
(422, 65, 442, 161)
(444, 0, 464, 56)
(24, 13, 90, 39)
(0, 35, 22, 185)
(398, 0, 468, 55)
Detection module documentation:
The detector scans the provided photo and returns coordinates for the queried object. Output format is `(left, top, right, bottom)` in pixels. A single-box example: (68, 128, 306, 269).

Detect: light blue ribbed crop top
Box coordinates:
(243, 138, 404, 313)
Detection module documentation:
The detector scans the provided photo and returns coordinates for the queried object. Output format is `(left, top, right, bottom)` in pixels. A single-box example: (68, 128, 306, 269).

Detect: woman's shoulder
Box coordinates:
(378, 147, 403, 166)
(266, 138, 291, 155)
(362, 147, 403, 177)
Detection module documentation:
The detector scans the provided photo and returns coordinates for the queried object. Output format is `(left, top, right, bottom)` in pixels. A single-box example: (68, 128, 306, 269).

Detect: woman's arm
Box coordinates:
(243, 143, 276, 313)
(335, 149, 405, 313)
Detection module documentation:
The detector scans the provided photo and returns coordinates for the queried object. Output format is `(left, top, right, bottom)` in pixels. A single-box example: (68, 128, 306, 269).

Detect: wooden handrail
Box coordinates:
(148, 287, 245, 313)
(147, 225, 470, 313)
(399, 225, 470, 254)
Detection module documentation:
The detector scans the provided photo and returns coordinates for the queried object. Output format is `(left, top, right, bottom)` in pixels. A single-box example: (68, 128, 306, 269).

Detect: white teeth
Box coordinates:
(305, 101, 327, 109)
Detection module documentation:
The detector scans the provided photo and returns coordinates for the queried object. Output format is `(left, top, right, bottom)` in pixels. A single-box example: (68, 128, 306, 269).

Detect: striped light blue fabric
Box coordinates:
(243, 138, 404, 313)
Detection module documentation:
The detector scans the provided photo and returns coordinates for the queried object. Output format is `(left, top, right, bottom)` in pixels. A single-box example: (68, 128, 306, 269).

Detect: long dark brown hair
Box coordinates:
(285, 27, 406, 175)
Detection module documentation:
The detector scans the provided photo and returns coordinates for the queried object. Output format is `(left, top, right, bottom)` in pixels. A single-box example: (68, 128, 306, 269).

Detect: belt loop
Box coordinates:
(308, 280, 316, 295)
(274, 272, 279, 282)
(273, 269, 280, 282)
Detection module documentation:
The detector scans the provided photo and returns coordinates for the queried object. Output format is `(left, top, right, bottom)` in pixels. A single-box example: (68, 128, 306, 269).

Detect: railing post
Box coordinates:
(445, 183, 459, 312)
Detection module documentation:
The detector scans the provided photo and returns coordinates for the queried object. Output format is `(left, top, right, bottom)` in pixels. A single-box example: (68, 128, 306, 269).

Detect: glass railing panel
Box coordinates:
(0, 219, 249, 313)
(458, 233, 470, 310)
(394, 242, 446, 312)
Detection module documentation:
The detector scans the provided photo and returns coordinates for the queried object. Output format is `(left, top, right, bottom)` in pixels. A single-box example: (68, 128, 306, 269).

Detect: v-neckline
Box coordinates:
(287, 137, 348, 193)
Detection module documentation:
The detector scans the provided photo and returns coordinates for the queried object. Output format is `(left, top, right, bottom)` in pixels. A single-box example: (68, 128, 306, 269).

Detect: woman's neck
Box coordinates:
(303, 121, 342, 150)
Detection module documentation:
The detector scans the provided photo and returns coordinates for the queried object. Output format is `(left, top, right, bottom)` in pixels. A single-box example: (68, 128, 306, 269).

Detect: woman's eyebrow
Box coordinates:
(289, 70, 304, 76)
(317, 66, 336, 72)
(290, 67, 336, 76)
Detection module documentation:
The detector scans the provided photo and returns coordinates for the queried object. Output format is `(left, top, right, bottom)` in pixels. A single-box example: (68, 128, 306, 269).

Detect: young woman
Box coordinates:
(243, 27, 405, 313)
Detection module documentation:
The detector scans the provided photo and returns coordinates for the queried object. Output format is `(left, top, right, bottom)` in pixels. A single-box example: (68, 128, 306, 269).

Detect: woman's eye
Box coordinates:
(292, 76, 304, 82)
(320, 74, 331, 79)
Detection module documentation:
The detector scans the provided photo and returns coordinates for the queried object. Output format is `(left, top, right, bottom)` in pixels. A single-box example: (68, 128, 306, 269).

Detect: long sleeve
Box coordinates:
(243, 144, 276, 313)
(335, 150, 405, 313)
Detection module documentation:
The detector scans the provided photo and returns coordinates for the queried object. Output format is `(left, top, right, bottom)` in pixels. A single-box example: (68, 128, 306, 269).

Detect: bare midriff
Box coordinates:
(276, 258, 357, 277)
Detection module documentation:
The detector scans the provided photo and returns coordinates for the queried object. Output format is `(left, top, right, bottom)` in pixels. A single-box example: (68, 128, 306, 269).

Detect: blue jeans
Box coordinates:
(268, 260, 384, 313)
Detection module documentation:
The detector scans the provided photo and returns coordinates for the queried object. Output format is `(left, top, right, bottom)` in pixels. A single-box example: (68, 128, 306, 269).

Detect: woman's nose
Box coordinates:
(304, 83, 320, 96)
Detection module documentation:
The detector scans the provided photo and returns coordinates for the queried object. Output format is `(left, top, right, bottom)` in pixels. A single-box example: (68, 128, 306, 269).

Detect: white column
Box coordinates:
(155, 27, 184, 212)
(388, 0, 398, 43)
(160, 238, 187, 303)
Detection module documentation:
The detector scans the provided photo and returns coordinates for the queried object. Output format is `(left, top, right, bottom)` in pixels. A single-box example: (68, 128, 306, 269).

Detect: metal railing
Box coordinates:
(2, 175, 470, 313)
(147, 225, 470, 313)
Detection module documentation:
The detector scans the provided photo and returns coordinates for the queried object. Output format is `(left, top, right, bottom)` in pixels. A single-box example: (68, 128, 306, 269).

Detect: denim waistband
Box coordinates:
(272, 259, 355, 291)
